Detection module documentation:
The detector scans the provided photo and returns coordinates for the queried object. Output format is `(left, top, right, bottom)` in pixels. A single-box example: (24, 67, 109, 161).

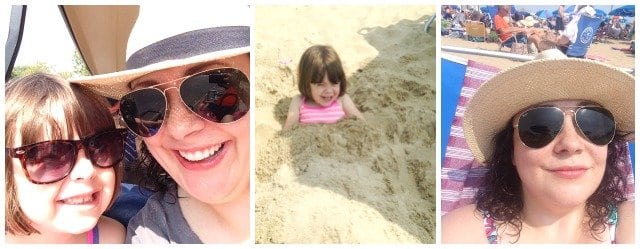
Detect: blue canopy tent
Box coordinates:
(609, 5, 634, 17)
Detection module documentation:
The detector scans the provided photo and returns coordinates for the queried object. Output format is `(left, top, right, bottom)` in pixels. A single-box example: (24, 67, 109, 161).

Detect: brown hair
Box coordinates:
(5, 73, 122, 235)
(297, 45, 347, 102)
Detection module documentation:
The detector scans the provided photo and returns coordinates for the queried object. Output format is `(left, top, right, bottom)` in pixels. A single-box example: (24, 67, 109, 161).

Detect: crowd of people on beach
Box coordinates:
(441, 5, 635, 55)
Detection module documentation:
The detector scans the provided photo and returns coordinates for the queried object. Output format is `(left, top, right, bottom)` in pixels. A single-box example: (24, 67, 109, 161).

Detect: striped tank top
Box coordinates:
(299, 96, 346, 124)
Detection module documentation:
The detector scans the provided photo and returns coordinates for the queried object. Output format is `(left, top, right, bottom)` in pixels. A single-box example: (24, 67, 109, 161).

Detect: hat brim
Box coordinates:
(463, 58, 634, 163)
(70, 47, 250, 100)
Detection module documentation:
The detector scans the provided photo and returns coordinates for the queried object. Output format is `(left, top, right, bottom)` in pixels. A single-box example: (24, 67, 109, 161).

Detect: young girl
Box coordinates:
(283, 45, 365, 130)
(5, 73, 126, 243)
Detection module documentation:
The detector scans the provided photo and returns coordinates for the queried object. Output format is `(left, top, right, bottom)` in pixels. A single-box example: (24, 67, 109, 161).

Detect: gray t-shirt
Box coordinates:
(126, 186, 202, 243)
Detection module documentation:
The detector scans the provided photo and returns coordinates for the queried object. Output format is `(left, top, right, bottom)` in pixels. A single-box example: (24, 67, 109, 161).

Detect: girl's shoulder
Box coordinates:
(97, 215, 125, 243)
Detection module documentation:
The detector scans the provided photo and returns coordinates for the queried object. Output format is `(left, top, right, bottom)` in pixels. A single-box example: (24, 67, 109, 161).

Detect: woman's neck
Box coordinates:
(178, 186, 249, 243)
(505, 194, 606, 243)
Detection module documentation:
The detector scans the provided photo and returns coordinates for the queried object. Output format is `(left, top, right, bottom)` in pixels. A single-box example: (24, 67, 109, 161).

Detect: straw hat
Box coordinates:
(522, 16, 536, 27)
(463, 49, 634, 163)
(70, 5, 250, 100)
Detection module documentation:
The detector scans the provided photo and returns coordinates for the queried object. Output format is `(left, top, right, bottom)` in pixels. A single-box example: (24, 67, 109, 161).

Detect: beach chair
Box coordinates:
(440, 54, 635, 215)
(564, 15, 603, 58)
(497, 32, 527, 54)
(464, 21, 487, 42)
(441, 56, 500, 214)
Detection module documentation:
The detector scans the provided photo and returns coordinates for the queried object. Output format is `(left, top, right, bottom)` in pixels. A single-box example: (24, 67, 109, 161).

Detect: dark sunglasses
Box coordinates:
(119, 67, 249, 137)
(514, 106, 616, 148)
(6, 129, 127, 184)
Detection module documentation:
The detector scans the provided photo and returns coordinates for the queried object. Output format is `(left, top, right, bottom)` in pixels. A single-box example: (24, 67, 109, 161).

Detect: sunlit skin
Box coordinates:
(512, 100, 607, 212)
(307, 73, 341, 107)
(8, 127, 116, 243)
(443, 99, 634, 243)
(130, 54, 249, 242)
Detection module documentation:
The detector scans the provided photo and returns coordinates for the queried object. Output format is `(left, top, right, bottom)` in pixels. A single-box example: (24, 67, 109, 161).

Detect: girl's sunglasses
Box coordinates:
(119, 67, 249, 137)
(514, 106, 616, 148)
(6, 129, 127, 184)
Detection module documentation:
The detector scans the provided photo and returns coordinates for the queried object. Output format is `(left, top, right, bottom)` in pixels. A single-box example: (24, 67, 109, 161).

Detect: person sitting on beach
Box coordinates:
(494, 5, 528, 48)
(283, 45, 365, 131)
(442, 49, 635, 244)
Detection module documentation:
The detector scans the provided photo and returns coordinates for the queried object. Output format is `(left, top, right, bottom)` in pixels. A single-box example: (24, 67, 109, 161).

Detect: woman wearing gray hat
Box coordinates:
(72, 5, 250, 244)
(442, 49, 634, 243)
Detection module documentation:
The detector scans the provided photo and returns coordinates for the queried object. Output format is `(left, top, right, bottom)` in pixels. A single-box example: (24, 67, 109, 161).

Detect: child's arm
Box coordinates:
(341, 94, 365, 121)
(283, 95, 302, 131)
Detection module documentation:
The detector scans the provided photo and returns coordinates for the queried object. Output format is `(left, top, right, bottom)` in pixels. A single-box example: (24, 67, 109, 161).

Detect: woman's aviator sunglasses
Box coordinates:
(119, 67, 249, 137)
(514, 106, 616, 148)
(6, 129, 127, 184)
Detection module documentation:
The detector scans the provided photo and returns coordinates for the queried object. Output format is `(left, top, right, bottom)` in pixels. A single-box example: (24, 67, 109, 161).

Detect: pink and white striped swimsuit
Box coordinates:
(299, 97, 346, 124)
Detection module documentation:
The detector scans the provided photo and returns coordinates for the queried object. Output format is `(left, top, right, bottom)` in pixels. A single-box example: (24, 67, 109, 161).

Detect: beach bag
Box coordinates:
(510, 42, 527, 54)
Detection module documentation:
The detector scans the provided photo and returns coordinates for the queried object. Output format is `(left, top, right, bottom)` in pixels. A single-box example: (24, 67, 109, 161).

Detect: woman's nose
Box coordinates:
(162, 90, 206, 140)
(552, 113, 586, 154)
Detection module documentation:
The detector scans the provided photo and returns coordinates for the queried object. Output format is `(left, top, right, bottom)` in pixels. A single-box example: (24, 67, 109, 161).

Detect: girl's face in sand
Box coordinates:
(10, 126, 116, 235)
(309, 73, 341, 107)
(136, 55, 250, 205)
(511, 100, 608, 209)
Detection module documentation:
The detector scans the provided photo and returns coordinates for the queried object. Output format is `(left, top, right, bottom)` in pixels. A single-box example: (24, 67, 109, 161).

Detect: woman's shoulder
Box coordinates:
(442, 204, 487, 243)
(98, 215, 125, 243)
(615, 200, 634, 243)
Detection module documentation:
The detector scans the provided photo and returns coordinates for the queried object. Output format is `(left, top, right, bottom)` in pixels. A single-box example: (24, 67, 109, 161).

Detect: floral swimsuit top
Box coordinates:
(483, 206, 618, 244)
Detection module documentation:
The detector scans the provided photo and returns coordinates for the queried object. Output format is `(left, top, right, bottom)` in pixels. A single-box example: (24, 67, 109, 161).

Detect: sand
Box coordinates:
(254, 5, 437, 243)
(441, 35, 635, 71)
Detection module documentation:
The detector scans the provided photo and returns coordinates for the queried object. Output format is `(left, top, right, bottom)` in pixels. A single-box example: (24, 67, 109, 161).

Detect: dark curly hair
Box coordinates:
(475, 122, 629, 243)
(128, 142, 179, 203)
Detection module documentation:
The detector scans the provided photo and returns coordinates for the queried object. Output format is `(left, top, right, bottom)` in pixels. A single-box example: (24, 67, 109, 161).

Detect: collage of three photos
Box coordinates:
(3, 3, 636, 244)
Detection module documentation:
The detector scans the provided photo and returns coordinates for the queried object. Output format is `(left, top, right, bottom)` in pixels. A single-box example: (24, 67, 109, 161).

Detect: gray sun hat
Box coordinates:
(70, 5, 250, 100)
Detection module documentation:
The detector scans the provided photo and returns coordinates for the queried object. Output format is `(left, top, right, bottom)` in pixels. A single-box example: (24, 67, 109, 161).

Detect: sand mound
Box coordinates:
(255, 6, 436, 243)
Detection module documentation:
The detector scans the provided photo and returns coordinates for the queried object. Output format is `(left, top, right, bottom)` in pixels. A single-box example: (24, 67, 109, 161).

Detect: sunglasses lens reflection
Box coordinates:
(575, 107, 615, 145)
(120, 68, 249, 137)
(20, 130, 126, 184)
(85, 131, 126, 167)
(121, 89, 166, 137)
(181, 68, 249, 124)
(518, 107, 616, 148)
(518, 107, 564, 148)
(24, 142, 76, 183)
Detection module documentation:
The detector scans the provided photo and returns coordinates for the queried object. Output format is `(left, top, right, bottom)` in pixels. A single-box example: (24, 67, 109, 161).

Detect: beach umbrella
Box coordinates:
(594, 9, 607, 18)
(480, 6, 497, 18)
(535, 9, 549, 19)
(609, 5, 634, 17)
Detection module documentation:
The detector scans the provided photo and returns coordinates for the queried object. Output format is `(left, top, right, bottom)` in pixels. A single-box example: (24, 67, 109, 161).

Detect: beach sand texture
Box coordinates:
(255, 6, 437, 243)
